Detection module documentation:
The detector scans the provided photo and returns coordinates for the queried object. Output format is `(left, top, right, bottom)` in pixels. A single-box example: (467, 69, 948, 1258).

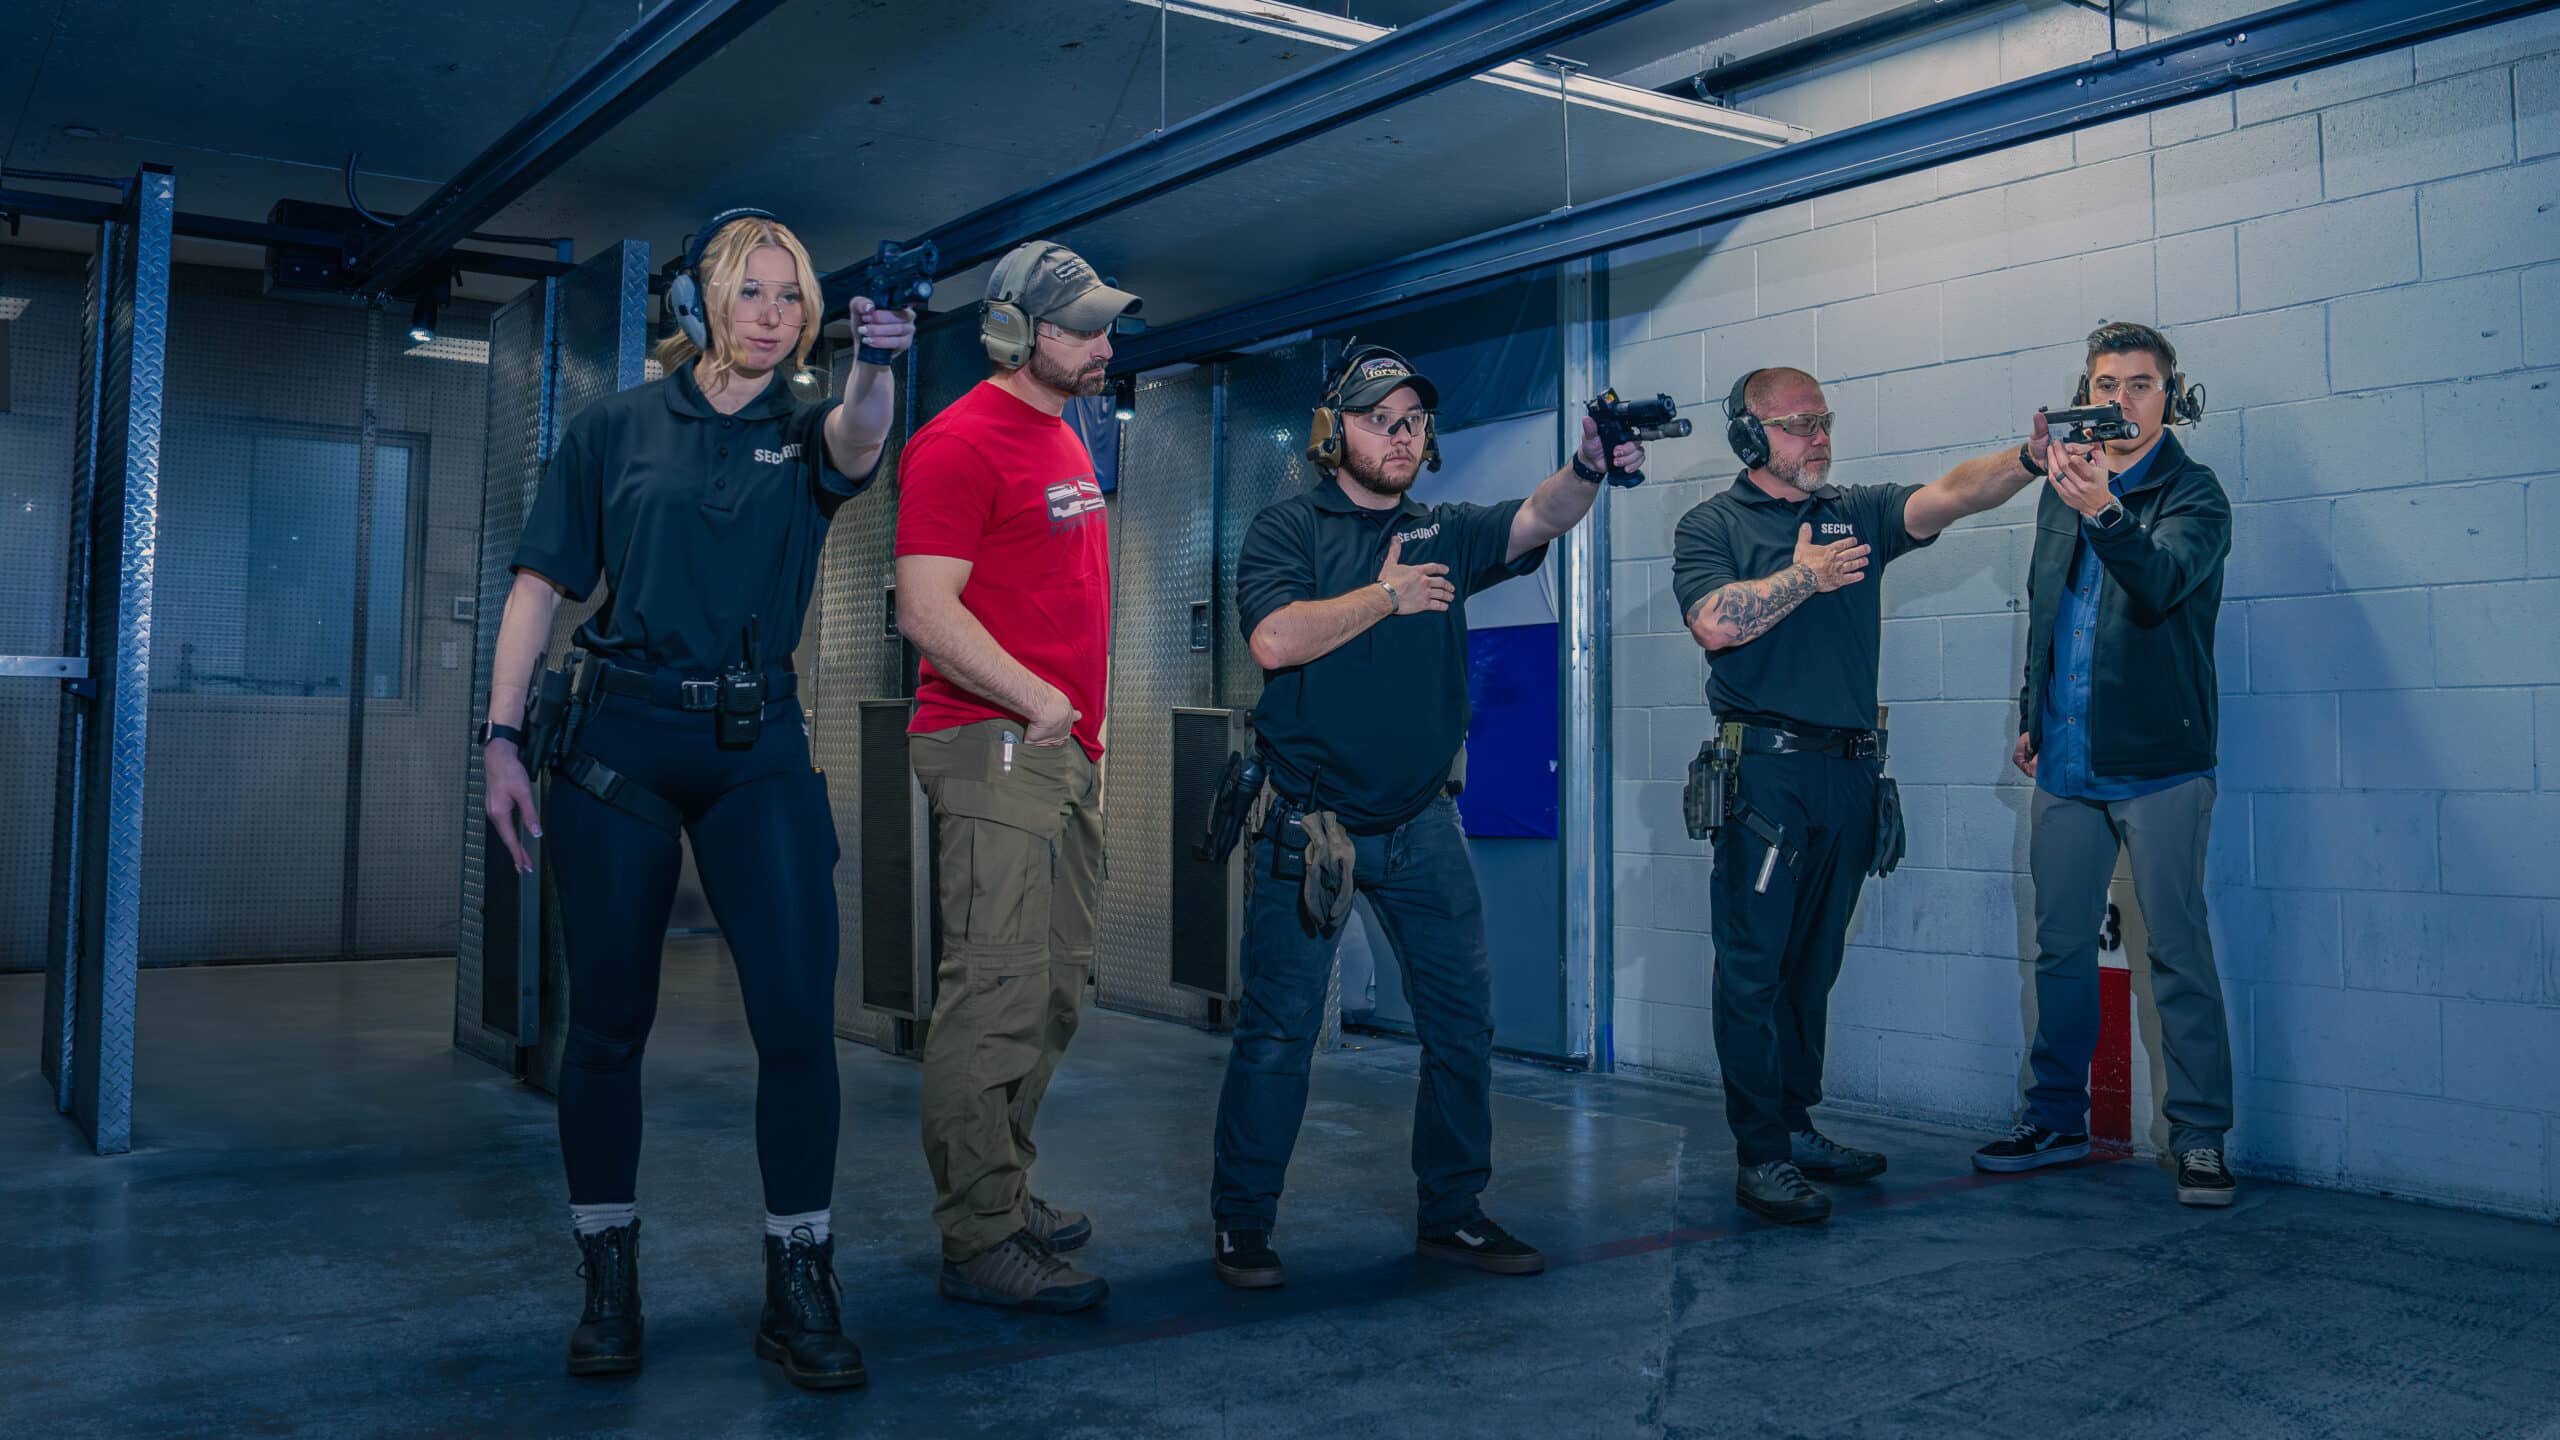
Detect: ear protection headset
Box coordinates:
(2073, 355, 2207, 425)
(1306, 339, 1442, 473)
(667, 206, 781, 349)
(979, 240, 1062, 369)
(1723, 369, 1770, 470)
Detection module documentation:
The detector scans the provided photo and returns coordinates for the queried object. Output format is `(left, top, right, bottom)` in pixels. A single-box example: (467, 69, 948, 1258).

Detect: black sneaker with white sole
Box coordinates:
(1973, 1122, 2094, 1173)
(1213, 1229, 1284, 1289)
(2176, 1148, 2238, 1207)
(1417, 1215, 1545, 1275)
(1791, 1127, 1888, 1183)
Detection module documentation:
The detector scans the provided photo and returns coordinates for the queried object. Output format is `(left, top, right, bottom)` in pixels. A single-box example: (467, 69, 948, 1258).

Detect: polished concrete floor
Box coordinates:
(5, 945, 2558, 1440)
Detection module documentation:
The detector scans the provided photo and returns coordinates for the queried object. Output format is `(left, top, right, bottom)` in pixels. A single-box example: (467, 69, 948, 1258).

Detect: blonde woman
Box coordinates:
(479, 208, 912, 1389)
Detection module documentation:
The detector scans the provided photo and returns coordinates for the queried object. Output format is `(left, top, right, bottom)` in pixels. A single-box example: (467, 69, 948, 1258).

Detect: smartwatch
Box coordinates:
(479, 720, 526, 749)
(2091, 500, 2127, 531)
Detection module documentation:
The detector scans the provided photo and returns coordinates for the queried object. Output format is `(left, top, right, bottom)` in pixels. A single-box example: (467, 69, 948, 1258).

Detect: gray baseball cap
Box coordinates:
(992, 240, 1142, 332)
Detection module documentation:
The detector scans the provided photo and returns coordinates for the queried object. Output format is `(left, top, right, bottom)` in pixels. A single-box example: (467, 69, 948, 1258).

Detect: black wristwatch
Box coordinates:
(1570, 451, 1608, 484)
(479, 720, 526, 749)
(2016, 441, 2046, 478)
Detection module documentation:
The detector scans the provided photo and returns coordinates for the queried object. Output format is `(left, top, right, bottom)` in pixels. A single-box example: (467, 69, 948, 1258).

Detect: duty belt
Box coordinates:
(587, 661, 798, 713)
(1733, 723, 1886, 761)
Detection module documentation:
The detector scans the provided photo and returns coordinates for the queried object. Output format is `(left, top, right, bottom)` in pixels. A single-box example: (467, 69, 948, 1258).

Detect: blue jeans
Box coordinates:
(1210, 797, 1494, 1234)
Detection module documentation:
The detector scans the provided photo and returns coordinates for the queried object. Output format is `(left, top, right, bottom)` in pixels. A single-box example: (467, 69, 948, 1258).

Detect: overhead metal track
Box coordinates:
(347, 0, 788, 295)
(818, 0, 1696, 297)
(1113, 0, 2555, 372)
(0, 187, 572, 282)
(1666, 0, 2023, 104)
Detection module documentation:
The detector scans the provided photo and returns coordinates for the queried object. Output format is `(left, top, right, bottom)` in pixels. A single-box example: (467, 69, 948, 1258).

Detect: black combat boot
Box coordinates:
(756, 1226, 867, 1390)
(567, 1220, 644, 1376)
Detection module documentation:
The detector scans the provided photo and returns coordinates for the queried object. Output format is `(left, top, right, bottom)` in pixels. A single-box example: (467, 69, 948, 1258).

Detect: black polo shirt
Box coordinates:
(1670, 474, 1934, 733)
(1237, 478, 1547, 833)
(511, 360, 877, 675)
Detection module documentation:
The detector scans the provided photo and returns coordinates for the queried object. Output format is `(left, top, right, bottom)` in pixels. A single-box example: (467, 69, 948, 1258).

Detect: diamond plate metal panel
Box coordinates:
(73, 168, 175, 1155)
(815, 340, 907, 1051)
(1094, 369, 1215, 1025)
(455, 278, 555, 1071)
(1216, 344, 1329, 709)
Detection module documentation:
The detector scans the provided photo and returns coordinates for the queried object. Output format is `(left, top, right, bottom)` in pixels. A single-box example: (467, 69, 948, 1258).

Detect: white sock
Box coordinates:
(766, 1208, 830, 1243)
(570, 1201, 637, 1236)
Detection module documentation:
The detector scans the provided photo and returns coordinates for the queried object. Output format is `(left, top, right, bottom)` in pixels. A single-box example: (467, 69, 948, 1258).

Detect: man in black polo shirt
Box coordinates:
(1208, 344, 1643, 1288)
(1673, 366, 2052, 1224)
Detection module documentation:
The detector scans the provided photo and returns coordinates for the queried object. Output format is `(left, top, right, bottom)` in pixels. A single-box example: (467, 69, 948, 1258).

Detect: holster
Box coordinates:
(1682, 722, 1744, 841)
(1870, 775, 1907, 878)
(1197, 750, 1263, 863)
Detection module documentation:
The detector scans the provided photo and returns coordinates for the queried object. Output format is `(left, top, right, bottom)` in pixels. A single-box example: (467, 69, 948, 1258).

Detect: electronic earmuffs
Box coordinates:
(1723, 369, 1770, 470)
(667, 206, 782, 350)
(2073, 365, 2208, 425)
(1307, 339, 1441, 473)
(979, 240, 1059, 370)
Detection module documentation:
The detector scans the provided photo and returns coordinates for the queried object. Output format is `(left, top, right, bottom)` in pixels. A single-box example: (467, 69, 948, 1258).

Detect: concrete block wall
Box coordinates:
(1605, 4, 2560, 1219)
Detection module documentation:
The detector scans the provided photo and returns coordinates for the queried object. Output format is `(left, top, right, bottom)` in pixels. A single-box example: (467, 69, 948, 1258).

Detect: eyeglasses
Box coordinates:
(734, 286, 805, 321)
(1759, 410, 1835, 438)
(2088, 377, 2161, 399)
(1345, 409, 1435, 438)
(1038, 320, 1111, 348)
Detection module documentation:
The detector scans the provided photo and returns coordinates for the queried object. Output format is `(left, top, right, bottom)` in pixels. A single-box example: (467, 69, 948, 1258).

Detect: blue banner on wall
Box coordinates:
(1456, 622, 1559, 839)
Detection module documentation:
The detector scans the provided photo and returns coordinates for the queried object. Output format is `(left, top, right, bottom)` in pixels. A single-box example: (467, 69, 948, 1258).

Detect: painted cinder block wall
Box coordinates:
(1601, 2, 2560, 1218)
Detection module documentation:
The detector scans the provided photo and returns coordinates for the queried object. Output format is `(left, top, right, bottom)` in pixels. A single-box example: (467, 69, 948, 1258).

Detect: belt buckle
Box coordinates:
(1849, 733, 1880, 761)
(679, 679, 720, 712)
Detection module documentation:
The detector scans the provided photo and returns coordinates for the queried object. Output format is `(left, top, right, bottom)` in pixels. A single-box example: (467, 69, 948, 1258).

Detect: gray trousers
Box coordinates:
(2026, 777, 2233, 1154)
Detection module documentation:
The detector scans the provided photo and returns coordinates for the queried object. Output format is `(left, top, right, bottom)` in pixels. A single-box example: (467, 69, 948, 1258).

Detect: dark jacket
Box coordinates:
(2019, 431, 2232, 778)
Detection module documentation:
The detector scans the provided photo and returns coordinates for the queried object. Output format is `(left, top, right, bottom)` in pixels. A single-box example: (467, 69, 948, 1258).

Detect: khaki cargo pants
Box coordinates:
(911, 718, 1102, 1263)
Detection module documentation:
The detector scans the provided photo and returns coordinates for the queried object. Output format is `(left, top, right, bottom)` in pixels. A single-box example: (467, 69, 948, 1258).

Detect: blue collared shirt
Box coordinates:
(2038, 443, 2215, 801)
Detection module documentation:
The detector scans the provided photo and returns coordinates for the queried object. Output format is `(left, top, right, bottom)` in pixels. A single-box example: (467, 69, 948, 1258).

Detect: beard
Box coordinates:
(1341, 445, 1419, 497)
(1767, 450, 1830, 493)
(1030, 346, 1108, 397)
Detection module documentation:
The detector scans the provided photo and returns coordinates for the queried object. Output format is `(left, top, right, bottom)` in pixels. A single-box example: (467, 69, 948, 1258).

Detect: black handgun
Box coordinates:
(2044, 401, 2140, 444)
(851, 239, 939, 366)
(1585, 389, 1692, 487)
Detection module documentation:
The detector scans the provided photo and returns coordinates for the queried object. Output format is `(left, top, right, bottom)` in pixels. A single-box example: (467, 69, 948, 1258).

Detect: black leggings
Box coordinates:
(544, 685, 842, 1215)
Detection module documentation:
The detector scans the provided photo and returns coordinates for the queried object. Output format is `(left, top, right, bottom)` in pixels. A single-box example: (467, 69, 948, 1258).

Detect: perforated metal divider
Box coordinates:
(1092, 369, 1215, 1025)
(4, 250, 86, 983)
(456, 279, 558, 1071)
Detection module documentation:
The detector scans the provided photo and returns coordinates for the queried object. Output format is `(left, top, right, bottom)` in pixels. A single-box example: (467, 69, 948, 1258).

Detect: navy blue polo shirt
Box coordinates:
(1671, 474, 1934, 733)
(1237, 479, 1546, 833)
(511, 359, 878, 675)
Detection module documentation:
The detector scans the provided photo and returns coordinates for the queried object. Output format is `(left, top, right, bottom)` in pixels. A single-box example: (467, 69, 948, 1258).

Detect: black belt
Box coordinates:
(1735, 723, 1886, 761)
(589, 662, 798, 713)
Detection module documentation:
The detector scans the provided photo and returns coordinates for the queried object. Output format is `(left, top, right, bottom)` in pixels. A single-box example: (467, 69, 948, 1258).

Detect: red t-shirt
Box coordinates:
(895, 382, 1111, 759)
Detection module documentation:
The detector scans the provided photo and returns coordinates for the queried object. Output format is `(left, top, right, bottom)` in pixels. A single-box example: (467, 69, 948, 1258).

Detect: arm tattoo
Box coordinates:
(1699, 562, 1818, 647)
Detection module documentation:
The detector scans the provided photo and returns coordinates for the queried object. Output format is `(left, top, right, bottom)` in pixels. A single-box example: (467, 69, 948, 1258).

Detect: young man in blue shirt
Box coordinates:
(1973, 321, 2239, 1208)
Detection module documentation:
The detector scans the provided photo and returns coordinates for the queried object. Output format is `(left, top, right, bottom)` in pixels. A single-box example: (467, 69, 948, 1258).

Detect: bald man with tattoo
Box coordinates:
(1670, 366, 2053, 1224)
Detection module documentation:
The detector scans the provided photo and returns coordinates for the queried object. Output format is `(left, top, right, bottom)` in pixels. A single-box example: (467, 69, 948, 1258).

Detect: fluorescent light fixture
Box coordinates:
(1125, 0, 1804, 144)
(403, 335, 490, 364)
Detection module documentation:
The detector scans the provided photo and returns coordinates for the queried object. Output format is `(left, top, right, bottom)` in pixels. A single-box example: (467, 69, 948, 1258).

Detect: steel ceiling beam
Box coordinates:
(0, 187, 573, 282)
(1113, 0, 2554, 371)
(819, 0, 1686, 297)
(347, 0, 787, 294)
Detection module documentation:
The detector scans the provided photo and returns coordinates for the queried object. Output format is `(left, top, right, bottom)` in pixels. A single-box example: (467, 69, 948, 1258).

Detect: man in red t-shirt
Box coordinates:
(895, 239, 1136, 1313)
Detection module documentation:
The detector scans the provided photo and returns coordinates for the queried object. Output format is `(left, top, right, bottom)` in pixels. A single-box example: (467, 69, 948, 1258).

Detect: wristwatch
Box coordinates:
(1571, 451, 1608, 484)
(1378, 581, 1401, 615)
(2016, 441, 2046, 478)
(479, 720, 526, 749)
(2091, 499, 2127, 531)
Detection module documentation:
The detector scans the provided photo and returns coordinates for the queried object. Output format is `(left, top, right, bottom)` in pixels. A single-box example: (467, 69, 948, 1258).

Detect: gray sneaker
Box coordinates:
(1024, 1194, 1093, 1253)
(1737, 1161, 1833, 1224)
(938, 1230, 1109, 1313)
(1791, 1127, 1888, 1184)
